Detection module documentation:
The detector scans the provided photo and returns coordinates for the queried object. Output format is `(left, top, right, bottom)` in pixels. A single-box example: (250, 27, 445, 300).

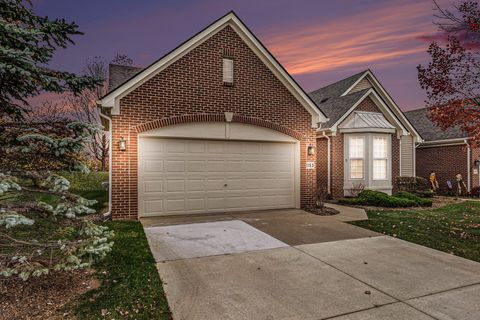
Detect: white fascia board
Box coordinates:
(339, 127, 396, 134)
(340, 70, 369, 97)
(325, 89, 372, 133)
(326, 89, 408, 136)
(417, 137, 468, 148)
(99, 12, 327, 128)
(342, 70, 423, 142)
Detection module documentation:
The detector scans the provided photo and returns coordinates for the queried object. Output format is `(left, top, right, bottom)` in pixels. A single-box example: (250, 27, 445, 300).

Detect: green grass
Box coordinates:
(61, 171, 109, 212)
(351, 201, 480, 263)
(74, 221, 171, 319)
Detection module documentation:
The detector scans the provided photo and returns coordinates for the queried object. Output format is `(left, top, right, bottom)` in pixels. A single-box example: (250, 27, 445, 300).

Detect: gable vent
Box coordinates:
(223, 58, 234, 86)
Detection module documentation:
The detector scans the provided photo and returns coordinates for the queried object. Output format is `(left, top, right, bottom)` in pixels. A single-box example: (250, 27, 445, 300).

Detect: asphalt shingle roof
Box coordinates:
(404, 108, 467, 141)
(308, 70, 368, 128)
(108, 64, 143, 92)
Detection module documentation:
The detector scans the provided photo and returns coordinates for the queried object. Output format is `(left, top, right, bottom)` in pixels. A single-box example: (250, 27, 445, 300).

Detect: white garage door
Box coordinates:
(138, 138, 296, 216)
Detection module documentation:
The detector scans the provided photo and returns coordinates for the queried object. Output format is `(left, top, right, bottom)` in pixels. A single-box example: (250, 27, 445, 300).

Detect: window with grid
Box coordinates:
(373, 136, 388, 180)
(349, 136, 364, 179)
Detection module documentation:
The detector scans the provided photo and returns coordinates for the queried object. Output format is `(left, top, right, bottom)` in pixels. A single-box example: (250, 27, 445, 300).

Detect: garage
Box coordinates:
(137, 122, 300, 217)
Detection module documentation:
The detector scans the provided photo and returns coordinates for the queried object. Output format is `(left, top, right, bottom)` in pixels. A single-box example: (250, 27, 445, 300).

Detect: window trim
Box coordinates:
(372, 135, 389, 181)
(348, 136, 365, 180)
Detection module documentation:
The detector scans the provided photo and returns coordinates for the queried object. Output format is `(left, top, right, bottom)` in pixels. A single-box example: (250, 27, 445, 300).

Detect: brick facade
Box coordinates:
(110, 25, 318, 219)
(416, 144, 480, 192)
(316, 96, 401, 198)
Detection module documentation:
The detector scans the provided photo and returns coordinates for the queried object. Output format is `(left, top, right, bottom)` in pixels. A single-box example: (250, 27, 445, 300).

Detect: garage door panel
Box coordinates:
(144, 160, 164, 173)
(144, 200, 164, 214)
(144, 180, 164, 193)
(139, 138, 296, 216)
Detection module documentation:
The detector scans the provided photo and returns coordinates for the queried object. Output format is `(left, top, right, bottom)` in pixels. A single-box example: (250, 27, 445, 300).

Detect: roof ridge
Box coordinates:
(308, 69, 368, 95)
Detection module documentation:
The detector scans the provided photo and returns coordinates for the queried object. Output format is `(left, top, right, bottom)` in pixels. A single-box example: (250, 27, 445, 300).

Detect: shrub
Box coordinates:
(413, 190, 435, 198)
(338, 190, 432, 208)
(395, 176, 429, 192)
(470, 186, 480, 198)
(395, 191, 433, 207)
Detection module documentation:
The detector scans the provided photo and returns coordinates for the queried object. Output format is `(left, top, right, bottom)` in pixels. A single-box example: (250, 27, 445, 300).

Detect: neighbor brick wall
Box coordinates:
(416, 144, 468, 192)
(318, 96, 401, 198)
(111, 25, 318, 219)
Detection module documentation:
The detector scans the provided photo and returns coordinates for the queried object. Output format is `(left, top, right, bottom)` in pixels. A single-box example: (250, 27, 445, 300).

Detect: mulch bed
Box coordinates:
(0, 269, 98, 320)
(303, 205, 339, 216)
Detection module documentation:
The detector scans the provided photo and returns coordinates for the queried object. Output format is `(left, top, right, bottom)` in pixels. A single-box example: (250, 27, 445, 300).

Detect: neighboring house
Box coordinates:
(405, 108, 480, 192)
(98, 12, 421, 220)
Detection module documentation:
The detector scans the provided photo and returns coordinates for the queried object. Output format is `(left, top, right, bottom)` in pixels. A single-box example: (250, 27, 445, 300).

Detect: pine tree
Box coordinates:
(0, 0, 113, 280)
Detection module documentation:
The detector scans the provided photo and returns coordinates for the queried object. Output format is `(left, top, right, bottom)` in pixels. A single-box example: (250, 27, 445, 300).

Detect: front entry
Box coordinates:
(344, 133, 392, 196)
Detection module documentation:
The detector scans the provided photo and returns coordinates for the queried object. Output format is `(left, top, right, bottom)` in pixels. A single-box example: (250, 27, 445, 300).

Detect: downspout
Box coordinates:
(99, 112, 112, 219)
(322, 131, 331, 195)
(466, 139, 471, 192)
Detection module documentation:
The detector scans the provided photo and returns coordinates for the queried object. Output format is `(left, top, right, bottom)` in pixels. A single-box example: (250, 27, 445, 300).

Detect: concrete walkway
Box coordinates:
(142, 207, 480, 320)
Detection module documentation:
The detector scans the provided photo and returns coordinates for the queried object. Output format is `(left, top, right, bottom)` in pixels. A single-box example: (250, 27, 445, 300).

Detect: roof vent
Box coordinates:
(320, 98, 329, 104)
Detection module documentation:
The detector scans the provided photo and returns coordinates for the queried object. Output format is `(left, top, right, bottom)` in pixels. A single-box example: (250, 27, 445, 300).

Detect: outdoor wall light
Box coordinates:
(475, 159, 480, 167)
(118, 137, 127, 151)
(307, 145, 316, 156)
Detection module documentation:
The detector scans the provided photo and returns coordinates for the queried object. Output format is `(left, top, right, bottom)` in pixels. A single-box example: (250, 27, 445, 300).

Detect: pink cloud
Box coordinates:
(261, 1, 437, 75)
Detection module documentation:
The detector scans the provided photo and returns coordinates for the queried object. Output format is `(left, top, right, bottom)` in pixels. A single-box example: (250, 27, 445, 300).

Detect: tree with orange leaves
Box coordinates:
(418, 1, 480, 145)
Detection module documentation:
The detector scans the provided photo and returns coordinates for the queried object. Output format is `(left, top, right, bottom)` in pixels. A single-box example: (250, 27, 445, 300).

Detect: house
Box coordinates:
(98, 12, 421, 219)
(405, 108, 480, 192)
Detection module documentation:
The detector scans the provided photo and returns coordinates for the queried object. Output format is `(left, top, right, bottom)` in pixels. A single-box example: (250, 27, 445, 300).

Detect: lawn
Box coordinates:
(351, 201, 480, 263)
(73, 221, 171, 319)
(1, 171, 171, 319)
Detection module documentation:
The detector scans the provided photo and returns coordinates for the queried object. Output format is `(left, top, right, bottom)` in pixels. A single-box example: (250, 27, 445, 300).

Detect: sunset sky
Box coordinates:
(34, 0, 453, 111)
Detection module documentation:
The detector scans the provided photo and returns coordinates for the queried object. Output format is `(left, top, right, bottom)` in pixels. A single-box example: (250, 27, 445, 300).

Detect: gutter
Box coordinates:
(99, 111, 113, 219)
(416, 137, 467, 148)
(467, 139, 471, 192)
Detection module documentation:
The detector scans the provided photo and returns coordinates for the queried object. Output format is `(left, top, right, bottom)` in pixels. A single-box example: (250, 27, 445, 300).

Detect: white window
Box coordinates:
(349, 136, 364, 179)
(223, 58, 233, 84)
(373, 137, 388, 180)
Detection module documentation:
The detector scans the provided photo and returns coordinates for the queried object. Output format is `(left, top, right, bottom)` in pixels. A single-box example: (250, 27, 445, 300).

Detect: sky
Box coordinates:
(32, 0, 454, 111)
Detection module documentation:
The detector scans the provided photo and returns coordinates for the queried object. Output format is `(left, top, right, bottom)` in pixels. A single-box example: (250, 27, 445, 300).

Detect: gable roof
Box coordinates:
(310, 88, 369, 128)
(108, 64, 143, 92)
(404, 107, 467, 142)
(98, 11, 327, 127)
(309, 70, 422, 141)
(308, 70, 367, 104)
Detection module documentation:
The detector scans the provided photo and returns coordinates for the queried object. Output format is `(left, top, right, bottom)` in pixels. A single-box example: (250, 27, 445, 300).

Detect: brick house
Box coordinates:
(405, 108, 480, 193)
(98, 12, 421, 220)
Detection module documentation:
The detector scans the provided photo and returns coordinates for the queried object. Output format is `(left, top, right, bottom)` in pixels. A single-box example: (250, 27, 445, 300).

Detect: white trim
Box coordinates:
(416, 137, 467, 148)
(399, 136, 402, 176)
(467, 141, 471, 192)
(413, 138, 416, 176)
(341, 71, 422, 141)
(99, 112, 112, 216)
(99, 12, 327, 128)
(339, 128, 395, 134)
(327, 89, 408, 135)
(321, 132, 331, 195)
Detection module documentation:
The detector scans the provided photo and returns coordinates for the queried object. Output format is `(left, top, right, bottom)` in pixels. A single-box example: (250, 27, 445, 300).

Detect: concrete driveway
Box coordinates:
(142, 208, 480, 320)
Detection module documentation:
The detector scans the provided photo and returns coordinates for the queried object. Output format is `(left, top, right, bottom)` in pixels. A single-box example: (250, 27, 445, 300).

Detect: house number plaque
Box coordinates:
(306, 161, 315, 170)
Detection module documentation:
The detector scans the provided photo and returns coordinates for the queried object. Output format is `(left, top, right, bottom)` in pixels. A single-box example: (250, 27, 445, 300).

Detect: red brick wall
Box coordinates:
(317, 96, 401, 197)
(416, 145, 468, 192)
(111, 25, 317, 219)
